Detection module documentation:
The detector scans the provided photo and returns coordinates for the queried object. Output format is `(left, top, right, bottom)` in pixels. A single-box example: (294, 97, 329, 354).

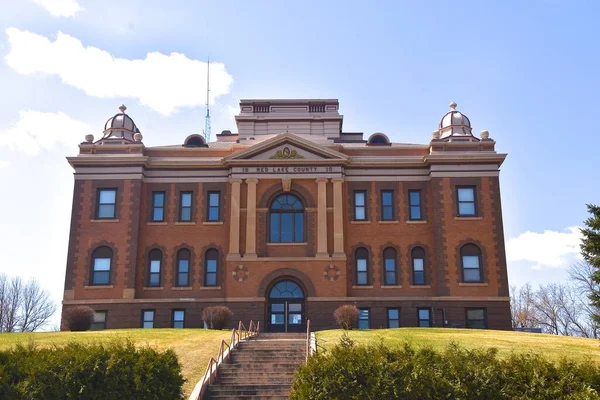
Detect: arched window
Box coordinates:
(205, 249, 219, 286)
(269, 281, 304, 298)
(383, 247, 397, 285)
(176, 249, 191, 287)
(91, 246, 112, 285)
(355, 247, 369, 286)
(148, 249, 162, 287)
(411, 247, 426, 285)
(269, 194, 304, 243)
(461, 244, 482, 282)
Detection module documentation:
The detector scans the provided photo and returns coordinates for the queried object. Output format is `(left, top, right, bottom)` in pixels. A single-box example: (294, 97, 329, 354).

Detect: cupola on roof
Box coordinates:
(438, 102, 474, 140)
(101, 105, 141, 142)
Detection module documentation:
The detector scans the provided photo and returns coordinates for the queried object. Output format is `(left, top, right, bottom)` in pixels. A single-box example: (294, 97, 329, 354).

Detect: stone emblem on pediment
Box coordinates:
(269, 146, 305, 160)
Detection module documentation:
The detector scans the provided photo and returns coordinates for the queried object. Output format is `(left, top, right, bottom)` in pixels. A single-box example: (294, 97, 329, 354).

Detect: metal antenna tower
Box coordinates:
(203, 57, 211, 143)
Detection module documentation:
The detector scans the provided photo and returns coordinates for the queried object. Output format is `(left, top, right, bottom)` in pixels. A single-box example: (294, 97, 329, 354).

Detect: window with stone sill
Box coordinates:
(411, 247, 426, 285)
(91, 246, 112, 285)
(207, 191, 221, 222)
(355, 247, 369, 286)
(269, 193, 304, 243)
(461, 244, 483, 283)
(151, 191, 166, 222)
(381, 190, 394, 221)
(148, 249, 162, 287)
(96, 188, 117, 219)
(409, 190, 422, 220)
(383, 247, 398, 285)
(176, 248, 191, 286)
(457, 186, 477, 217)
(204, 248, 219, 286)
(353, 191, 367, 221)
(179, 191, 193, 222)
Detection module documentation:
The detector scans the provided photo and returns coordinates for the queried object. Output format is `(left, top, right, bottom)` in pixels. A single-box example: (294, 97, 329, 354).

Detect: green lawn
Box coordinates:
(0, 329, 230, 397)
(2, 328, 598, 397)
(316, 328, 600, 364)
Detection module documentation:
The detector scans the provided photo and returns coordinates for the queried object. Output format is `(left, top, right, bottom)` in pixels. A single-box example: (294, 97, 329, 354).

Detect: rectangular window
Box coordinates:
(149, 260, 161, 287)
(96, 189, 117, 219)
(381, 190, 394, 221)
(354, 191, 367, 221)
(91, 311, 107, 330)
(152, 192, 166, 222)
(417, 308, 431, 327)
(358, 308, 370, 329)
(384, 258, 397, 285)
(173, 309, 185, 328)
(142, 310, 155, 329)
(387, 308, 400, 328)
(206, 259, 217, 286)
(356, 258, 368, 285)
(92, 258, 111, 285)
(207, 192, 220, 221)
(462, 255, 482, 282)
(409, 190, 422, 220)
(179, 192, 193, 222)
(457, 187, 476, 216)
(178, 259, 189, 286)
(466, 308, 487, 329)
(413, 258, 425, 285)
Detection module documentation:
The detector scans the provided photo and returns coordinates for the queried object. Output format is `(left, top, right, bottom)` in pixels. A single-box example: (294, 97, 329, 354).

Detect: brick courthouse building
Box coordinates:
(62, 99, 511, 332)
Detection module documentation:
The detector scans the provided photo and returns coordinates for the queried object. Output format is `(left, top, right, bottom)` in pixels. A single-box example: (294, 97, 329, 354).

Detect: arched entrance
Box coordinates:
(267, 280, 305, 333)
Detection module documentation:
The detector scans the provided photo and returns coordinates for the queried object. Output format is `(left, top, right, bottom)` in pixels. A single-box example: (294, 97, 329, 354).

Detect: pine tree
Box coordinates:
(581, 204, 600, 324)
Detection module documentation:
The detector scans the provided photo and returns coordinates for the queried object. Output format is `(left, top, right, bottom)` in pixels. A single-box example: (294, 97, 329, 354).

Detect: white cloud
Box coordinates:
(32, 0, 82, 17)
(0, 160, 9, 168)
(4, 28, 234, 115)
(0, 110, 92, 155)
(506, 227, 582, 270)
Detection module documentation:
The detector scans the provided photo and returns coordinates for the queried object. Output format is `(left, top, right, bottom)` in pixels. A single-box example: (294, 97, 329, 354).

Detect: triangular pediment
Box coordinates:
(224, 133, 348, 163)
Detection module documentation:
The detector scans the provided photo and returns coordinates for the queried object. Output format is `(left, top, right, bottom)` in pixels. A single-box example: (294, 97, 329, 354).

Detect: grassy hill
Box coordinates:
(1, 328, 598, 397)
(316, 328, 600, 364)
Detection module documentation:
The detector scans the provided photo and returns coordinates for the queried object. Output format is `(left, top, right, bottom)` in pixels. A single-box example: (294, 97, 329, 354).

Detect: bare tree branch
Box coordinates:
(0, 275, 55, 332)
(19, 279, 55, 332)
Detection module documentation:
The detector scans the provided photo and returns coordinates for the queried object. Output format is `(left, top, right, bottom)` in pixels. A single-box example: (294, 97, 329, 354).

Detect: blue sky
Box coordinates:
(0, 0, 597, 328)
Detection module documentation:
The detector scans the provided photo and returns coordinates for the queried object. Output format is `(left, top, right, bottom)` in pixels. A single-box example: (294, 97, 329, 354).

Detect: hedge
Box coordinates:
(291, 334, 600, 400)
(0, 340, 184, 400)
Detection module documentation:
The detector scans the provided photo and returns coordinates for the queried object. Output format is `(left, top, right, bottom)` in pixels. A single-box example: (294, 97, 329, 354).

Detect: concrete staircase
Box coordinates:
(205, 333, 306, 400)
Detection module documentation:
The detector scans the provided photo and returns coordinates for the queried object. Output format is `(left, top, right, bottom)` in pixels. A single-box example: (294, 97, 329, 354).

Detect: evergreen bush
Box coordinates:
(290, 334, 600, 399)
(0, 341, 184, 400)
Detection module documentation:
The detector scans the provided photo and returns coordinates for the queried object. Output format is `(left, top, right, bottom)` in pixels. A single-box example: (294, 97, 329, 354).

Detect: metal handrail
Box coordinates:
(189, 320, 260, 400)
(305, 319, 311, 362)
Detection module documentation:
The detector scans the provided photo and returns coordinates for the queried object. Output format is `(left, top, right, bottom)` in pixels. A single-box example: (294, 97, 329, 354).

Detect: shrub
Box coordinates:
(202, 306, 233, 329)
(290, 336, 600, 400)
(333, 305, 359, 330)
(62, 306, 94, 331)
(0, 340, 184, 400)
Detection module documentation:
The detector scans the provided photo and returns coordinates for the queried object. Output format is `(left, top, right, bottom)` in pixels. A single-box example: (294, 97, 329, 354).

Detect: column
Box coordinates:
(245, 178, 258, 258)
(316, 178, 328, 257)
(332, 178, 345, 257)
(228, 178, 242, 257)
